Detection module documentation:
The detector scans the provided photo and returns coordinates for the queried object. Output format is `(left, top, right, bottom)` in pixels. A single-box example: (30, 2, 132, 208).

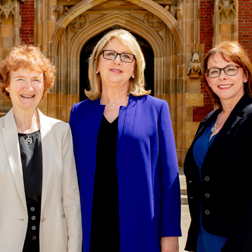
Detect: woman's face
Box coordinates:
(8, 68, 44, 112)
(205, 53, 248, 106)
(97, 38, 135, 90)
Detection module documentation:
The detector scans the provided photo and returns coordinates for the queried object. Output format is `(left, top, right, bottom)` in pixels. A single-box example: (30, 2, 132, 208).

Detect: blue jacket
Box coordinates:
(69, 94, 181, 252)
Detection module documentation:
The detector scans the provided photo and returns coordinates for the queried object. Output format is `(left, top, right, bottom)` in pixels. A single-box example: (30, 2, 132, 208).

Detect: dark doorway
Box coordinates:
(79, 28, 154, 101)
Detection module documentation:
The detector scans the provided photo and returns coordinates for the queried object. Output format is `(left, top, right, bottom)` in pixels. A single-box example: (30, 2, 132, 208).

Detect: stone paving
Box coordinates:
(179, 204, 190, 252)
(179, 175, 190, 252)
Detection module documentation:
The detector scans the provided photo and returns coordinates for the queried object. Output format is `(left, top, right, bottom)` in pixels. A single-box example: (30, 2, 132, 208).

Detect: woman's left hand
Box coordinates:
(160, 236, 179, 252)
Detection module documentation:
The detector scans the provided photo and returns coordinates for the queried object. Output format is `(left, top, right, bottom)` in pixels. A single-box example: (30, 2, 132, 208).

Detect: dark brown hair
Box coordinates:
(203, 41, 252, 108)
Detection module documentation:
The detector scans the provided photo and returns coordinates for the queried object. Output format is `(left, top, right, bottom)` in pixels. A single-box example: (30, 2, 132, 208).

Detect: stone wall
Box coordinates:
(193, 0, 214, 122)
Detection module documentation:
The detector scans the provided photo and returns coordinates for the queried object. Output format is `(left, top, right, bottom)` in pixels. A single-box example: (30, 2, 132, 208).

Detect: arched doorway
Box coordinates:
(79, 28, 154, 101)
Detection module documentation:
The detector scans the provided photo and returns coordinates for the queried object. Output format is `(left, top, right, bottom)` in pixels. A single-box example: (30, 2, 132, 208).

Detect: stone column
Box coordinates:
(0, 0, 21, 114)
(213, 0, 238, 45)
(178, 0, 204, 169)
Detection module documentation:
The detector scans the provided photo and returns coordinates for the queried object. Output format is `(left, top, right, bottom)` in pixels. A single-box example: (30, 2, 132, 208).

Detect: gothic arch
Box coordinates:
(69, 12, 164, 59)
(50, 0, 182, 56)
(66, 12, 164, 97)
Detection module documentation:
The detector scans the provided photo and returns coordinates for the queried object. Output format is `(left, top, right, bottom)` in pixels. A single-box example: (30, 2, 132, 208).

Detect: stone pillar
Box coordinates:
(0, 0, 21, 114)
(214, 0, 238, 45)
(177, 0, 204, 169)
(34, 0, 58, 115)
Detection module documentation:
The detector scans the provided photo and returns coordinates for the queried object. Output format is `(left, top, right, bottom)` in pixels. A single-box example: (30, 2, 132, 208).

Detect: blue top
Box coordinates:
(193, 121, 216, 180)
(69, 94, 181, 252)
(193, 122, 228, 252)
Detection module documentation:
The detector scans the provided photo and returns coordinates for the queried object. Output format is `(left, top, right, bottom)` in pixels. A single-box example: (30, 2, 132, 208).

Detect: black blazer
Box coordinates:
(184, 94, 252, 252)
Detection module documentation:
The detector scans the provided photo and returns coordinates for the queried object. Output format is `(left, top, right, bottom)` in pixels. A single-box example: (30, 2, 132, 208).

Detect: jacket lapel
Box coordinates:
(205, 94, 251, 159)
(117, 94, 137, 142)
(190, 109, 220, 149)
(1, 109, 27, 211)
(38, 110, 54, 212)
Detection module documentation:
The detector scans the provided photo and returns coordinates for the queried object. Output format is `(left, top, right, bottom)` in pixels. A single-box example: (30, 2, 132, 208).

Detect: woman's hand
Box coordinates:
(160, 236, 179, 252)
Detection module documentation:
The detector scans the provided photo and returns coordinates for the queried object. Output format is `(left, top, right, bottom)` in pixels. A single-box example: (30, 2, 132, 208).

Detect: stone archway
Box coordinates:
(50, 0, 182, 55)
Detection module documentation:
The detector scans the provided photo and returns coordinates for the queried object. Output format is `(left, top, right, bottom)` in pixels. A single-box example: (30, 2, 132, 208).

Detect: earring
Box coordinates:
(96, 71, 99, 74)
(5, 88, 9, 92)
(132, 76, 134, 79)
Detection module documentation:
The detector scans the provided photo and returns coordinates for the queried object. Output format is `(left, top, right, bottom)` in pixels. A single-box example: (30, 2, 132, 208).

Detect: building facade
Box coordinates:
(0, 0, 250, 169)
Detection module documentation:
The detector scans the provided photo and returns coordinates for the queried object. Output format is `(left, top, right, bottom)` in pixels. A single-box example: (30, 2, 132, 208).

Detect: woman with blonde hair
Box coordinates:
(70, 29, 181, 252)
(0, 45, 82, 252)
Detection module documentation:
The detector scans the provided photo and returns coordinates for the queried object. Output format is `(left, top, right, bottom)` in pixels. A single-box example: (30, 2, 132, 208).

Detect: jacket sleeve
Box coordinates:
(61, 124, 82, 252)
(158, 101, 182, 237)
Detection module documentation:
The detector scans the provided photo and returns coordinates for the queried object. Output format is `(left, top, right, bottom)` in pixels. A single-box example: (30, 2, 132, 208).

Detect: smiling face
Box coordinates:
(8, 68, 44, 113)
(205, 53, 248, 107)
(96, 38, 135, 91)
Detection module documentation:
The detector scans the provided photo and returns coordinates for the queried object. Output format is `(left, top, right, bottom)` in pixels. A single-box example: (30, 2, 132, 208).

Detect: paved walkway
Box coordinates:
(179, 174, 190, 252)
(179, 204, 190, 252)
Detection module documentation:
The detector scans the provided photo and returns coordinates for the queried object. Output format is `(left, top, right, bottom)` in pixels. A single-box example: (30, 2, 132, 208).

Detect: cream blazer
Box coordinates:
(0, 109, 82, 252)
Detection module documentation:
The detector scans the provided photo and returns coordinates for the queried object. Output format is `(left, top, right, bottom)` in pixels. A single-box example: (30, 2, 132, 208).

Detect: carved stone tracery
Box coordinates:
(145, 12, 164, 31)
(0, 0, 15, 23)
(219, 0, 235, 20)
(70, 13, 88, 32)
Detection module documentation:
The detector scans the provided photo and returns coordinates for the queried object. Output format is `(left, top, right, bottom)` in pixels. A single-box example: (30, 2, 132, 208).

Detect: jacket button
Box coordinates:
(189, 180, 192, 183)
(205, 193, 210, 198)
(32, 235, 36, 240)
(204, 176, 210, 181)
(205, 210, 210, 215)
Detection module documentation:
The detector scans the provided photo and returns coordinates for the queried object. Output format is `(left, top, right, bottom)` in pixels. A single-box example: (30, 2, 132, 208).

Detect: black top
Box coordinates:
(89, 116, 120, 251)
(19, 131, 42, 205)
(18, 130, 42, 252)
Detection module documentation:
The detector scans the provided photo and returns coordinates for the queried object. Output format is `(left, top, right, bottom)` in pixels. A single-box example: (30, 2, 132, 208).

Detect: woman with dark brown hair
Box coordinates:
(184, 41, 252, 252)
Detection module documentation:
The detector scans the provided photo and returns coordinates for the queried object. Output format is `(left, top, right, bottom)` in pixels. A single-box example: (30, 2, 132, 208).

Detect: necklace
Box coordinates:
(24, 134, 33, 145)
(14, 110, 39, 145)
(211, 112, 229, 134)
(100, 98, 129, 107)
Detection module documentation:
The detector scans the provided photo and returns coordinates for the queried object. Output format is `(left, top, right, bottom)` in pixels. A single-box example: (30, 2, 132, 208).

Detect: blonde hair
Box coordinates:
(85, 29, 151, 100)
(203, 41, 252, 108)
(0, 45, 55, 101)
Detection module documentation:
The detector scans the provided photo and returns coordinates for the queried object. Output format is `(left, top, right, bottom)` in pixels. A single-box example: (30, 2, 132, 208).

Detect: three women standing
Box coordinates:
(70, 29, 181, 252)
(184, 41, 252, 252)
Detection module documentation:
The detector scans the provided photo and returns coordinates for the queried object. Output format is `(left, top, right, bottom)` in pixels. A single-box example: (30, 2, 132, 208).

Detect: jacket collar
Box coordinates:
(2, 109, 26, 211)
(205, 94, 252, 159)
(1, 108, 55, 213)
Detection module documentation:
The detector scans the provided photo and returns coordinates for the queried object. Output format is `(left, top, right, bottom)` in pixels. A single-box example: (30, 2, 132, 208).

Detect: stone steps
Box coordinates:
(179, 175, 188, 205)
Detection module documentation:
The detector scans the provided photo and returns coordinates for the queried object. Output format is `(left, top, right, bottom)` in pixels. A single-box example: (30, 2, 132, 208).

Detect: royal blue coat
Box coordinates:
(69, 94, 181, 252)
